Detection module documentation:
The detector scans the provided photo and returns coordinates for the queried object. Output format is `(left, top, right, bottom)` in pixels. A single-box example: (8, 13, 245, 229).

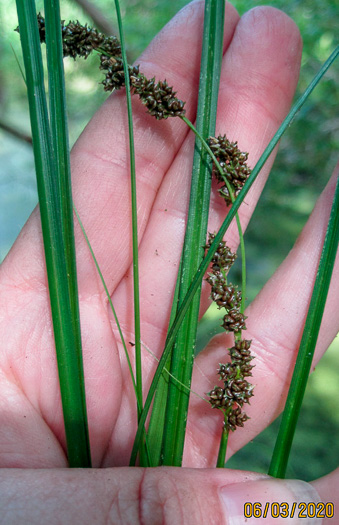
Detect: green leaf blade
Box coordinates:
(160, 0, 226, 467)
(269, 173, 339, 478)
(16, 0, 91, 467)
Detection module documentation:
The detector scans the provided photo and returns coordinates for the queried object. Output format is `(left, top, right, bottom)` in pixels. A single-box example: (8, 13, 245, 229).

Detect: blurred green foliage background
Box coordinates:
(0, 0, 338, 481)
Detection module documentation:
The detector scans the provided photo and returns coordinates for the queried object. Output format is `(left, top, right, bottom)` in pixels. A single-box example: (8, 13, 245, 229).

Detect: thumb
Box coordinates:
(220, 477, 324, 524)
(0, 467, 323, 524)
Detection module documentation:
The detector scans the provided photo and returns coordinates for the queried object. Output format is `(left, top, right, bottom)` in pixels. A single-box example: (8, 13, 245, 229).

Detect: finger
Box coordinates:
(0, 370, 67, 468)
(112, 7, 302, 363)
(0, 467, 320, 525)
(312, 467, 339, 524)
(190, 168, 339, 467)
(2, 1, 239, 296)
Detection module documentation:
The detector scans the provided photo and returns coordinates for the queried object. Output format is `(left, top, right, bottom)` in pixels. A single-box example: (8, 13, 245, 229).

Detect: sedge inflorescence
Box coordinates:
(100, 57, 186, 120)
(205, 137, 254, 433)
(25, 13, 186, 120)
(208, 135, 251, 205)
(34, 12, 121, 59)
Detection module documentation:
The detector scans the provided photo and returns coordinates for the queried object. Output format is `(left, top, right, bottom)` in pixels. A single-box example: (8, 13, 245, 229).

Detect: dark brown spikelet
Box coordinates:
(217, 363, 234, 381)
(15, 12, 46, 42)
(61, 20, 121, 60)
(131, 74, 186, 120)
(98, 35, 121, 57)
(100, 56, 140, 91)
(227, 407, 250, 432)
(208, 339, 254, 432)
(208, 135, 251, 205)
(206, 278, 242, 311)
(23, 14, 185, 121)
(205, 143, 254, 435)
(36, 12, 46, 43)
(20, 13, 122, 61)
(100, 61, 185, 119)
(208, 386, 233, 409)
(61, 21, 100, 59)
(229, 339, 255, 376)
(204, 233, 245, 333)
(205, 233, 236, 273)
(222, 308, 247, 333)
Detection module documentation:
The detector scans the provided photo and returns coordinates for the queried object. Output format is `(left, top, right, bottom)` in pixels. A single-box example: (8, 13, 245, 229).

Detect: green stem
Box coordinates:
(113, 0, 142, 414)
(238, 216, 247, 316)
(74, 204, 151, 466)
(216, 413, 229, 468)
(114, 0, 148, 466)
(44, 0, 91, 462)
(147, 259, 182, 466)
(161, 0, 225, 467)
(73, 206, 137, 397)
(269, 174, 339, 478)
(16, 0, 91, 467)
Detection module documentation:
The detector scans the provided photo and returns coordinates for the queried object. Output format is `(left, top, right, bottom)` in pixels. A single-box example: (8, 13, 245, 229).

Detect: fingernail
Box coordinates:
(220, 478, 323, 524)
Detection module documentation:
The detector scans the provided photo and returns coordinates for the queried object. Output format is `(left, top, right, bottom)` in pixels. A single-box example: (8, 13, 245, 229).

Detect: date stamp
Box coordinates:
(244, 501, 334, 519)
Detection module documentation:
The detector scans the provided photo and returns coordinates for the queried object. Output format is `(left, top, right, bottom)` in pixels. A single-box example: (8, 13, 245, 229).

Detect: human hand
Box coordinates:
(1, 1, 338, 522)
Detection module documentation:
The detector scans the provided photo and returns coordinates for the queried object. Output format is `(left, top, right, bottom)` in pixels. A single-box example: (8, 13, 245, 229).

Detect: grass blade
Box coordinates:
(10, 43, 26, 85)
(114, 0, 149, 466)
(130, 45, 339, 465)
(114, 0, 142, 410)
(44, 0, 91, 467)
(16, 0, 91, 467)
(73, 205, 138, 405)
(268, 174, 339, 478)
(44, 0, 80, 344)
(74, 202, 152, 465)
(161, 0, 225, 467)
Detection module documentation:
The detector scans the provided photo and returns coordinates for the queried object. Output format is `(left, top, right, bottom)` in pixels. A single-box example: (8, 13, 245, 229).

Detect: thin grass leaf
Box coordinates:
(73, 205, 138, 399)
(10, 43, 26, 84)
(130, 46, 339, 465)
(44, 0, 91, 466)
(15, 0, 91, 467)
(142, 342, 207, 401)
(269, 174, 339, 478)
(161, 0, 225, 467)
(113, 0, 149, 466)
(74, 204, 151, 465)
(113, 0, 142, 409)
(45, 0, 80, 338)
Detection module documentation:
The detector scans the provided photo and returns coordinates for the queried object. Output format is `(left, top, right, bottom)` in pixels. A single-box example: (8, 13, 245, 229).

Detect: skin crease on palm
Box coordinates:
(0, 0, 338, 523)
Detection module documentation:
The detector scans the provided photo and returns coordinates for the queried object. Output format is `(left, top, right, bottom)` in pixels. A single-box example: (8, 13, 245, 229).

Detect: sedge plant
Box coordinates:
(13, 0, 339, 479)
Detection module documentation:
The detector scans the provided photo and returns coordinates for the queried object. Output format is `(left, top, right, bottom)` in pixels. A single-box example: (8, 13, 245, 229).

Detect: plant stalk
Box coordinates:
(269, 173, 339, 478)
(16, 0, 91, 467)
(161, 0, 225, 467)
